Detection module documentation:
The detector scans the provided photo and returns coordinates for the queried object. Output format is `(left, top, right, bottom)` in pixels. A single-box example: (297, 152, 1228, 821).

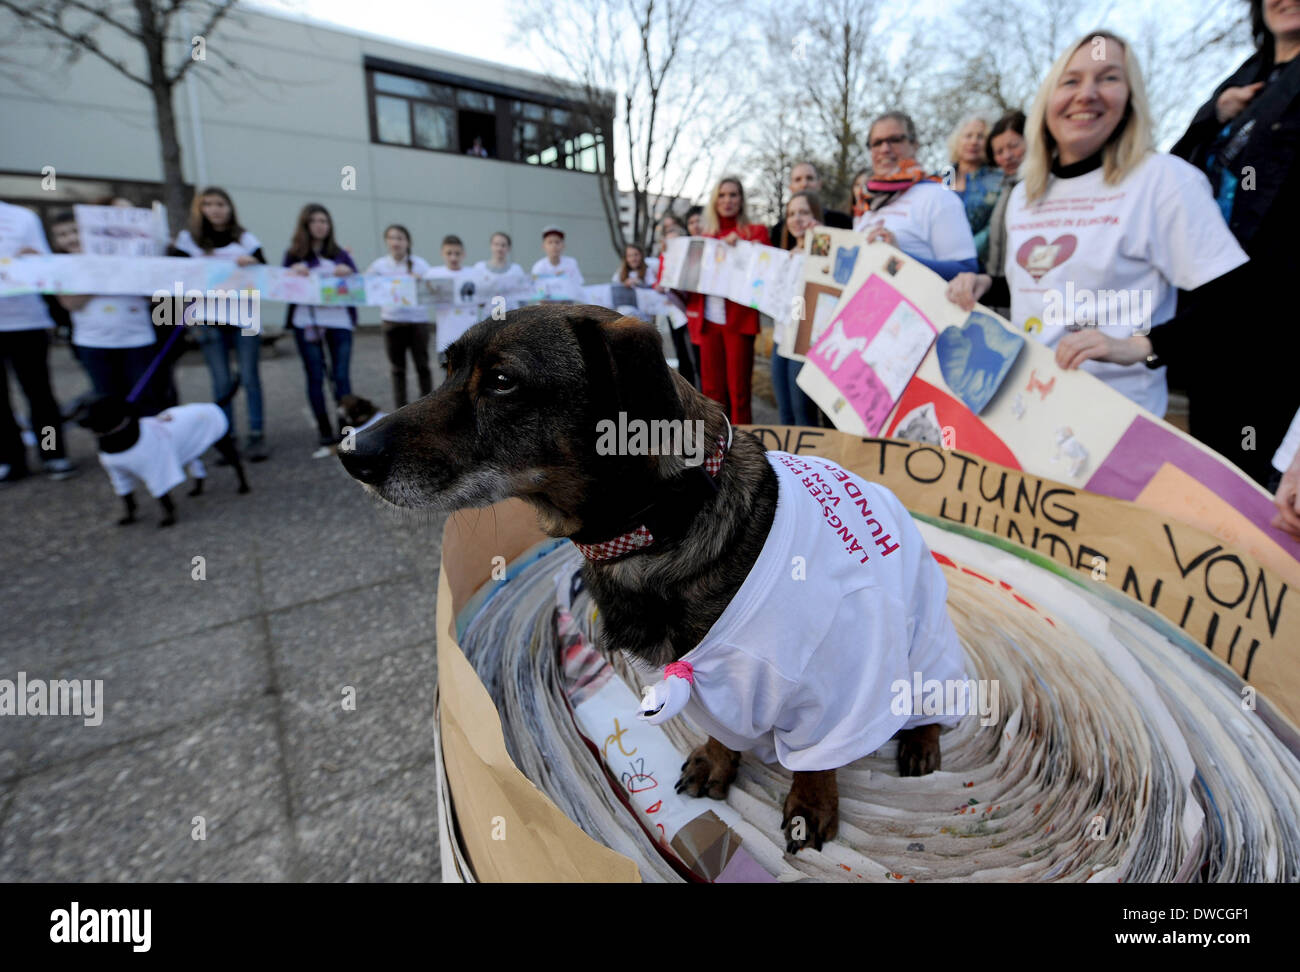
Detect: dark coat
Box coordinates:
(1171, 51, 1300, 264)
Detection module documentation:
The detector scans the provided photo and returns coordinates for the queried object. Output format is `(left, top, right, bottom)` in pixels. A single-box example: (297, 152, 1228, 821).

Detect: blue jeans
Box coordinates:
(293, 326, 353, 437)
(771, 354, 814, 426)
(196, 326, 263, 435)
(76, 344, 162, 414)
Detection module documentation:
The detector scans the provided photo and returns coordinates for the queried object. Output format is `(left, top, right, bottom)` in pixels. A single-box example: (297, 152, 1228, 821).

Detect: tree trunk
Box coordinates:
(150, 82, 189, 239)
(135, 0, 188, 238)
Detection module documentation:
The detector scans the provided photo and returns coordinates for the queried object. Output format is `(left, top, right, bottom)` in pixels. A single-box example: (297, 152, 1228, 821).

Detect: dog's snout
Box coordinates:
(339, 428, 391, 486)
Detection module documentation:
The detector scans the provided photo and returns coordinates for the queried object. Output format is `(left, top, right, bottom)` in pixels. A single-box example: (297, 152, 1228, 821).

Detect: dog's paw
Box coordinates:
(896, 723, 942, 777)
(158, 516, 176, 528)
(675, 738, 741, 800)
(187, 485, 202, 497)
(237, 483, 250, 494)
(117, 515, 136, 526)
(781, 771, 838, 854)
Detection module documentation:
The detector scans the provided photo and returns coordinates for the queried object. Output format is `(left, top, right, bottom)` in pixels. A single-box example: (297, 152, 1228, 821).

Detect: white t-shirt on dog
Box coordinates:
(672, 451, 968, 772)
(98, 403, 229, 497)
(1003, 152, 1247, 417)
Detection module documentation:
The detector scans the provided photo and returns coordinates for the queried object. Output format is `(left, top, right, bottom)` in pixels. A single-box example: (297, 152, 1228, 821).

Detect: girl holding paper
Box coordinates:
(283, 204, 358, 453)
(772, 191, 821, 426)
(170, 187, 268, 460)
(614, 244, 657, 287)
(366, 225, 433, 409)
(685, 177, 770, 425)
(49, 210, 160, 413)
(472, 232, 530, 313)
(944, 31, 1249, 429)
(852, 112, 978, 281)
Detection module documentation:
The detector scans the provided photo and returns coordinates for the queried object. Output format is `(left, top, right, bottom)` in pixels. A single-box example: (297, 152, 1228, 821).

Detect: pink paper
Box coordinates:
(806, 275, 937, 434)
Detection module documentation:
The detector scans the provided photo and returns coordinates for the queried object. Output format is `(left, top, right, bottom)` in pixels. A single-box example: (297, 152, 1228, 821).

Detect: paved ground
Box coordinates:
(0, 323, 777, 882)
(0, 329, 447, 881)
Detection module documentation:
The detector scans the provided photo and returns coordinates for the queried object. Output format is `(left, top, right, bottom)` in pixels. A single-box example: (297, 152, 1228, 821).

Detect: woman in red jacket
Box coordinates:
(686, 176, 770, 424)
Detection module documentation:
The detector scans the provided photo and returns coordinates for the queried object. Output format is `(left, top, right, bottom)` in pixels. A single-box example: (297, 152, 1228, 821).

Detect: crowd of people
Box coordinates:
(627, 11, 1298, 536)
(0, 189, 590, 472)
(1, 7, 1298, 537)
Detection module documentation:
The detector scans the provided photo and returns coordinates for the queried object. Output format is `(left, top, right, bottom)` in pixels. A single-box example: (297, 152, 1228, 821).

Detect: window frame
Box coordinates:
(363, 56, 611, 175)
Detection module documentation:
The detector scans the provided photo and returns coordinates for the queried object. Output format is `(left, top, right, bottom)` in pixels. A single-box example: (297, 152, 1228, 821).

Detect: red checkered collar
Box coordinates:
(573, 421, 731, 562)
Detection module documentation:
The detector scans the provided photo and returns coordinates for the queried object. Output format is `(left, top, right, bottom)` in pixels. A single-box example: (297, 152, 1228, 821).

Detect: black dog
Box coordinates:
(340, 305, 958, 853)
(73, 383, 249, 527)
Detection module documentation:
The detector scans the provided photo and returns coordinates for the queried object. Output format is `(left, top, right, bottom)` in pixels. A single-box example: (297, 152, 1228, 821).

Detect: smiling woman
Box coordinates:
(945, 31, 1249, 425)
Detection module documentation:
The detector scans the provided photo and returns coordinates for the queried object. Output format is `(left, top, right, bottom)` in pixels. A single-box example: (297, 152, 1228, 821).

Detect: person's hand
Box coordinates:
(945, 272, 992, 312)
(1273, 450, 1300, 538)
(1055, 331, 1152, 370)
(865, 225, 896, 247)
(720, 231, 741, 245)
(235, 255, 257, 267)
(290, 262, 310, 276)
(1215, 82, 1265, 123)
(333, 263, 352, 277)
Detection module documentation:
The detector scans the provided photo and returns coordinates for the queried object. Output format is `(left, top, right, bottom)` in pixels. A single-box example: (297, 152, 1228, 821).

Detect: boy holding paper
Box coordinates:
(424, 235, 482, 371)
(530, 227, 584, 301)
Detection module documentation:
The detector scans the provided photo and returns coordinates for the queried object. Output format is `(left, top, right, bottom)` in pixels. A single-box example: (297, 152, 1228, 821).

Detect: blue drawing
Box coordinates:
(833, 245, 859, 285)
(935, 310, 1025, 414)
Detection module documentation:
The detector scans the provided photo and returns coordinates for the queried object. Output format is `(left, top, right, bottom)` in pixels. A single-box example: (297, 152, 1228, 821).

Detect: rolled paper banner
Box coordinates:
(637, 660, 694, 724)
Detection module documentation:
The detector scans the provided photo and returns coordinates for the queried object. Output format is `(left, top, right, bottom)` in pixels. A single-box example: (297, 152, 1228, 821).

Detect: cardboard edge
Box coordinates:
(435, 554, 641, 882)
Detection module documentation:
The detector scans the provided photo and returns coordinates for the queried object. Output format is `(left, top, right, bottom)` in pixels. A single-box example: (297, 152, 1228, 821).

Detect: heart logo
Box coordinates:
(1016, 234, 1077, 282)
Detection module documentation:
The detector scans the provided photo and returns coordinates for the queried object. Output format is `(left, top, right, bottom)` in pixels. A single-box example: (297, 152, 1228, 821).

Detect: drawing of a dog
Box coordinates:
(818, 318, 867, 371)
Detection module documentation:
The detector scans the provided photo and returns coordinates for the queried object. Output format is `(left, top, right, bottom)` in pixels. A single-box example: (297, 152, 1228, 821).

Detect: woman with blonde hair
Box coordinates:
(946, 30, 1248, 420)
(683, 176, 770, 424)
(946, 114, 1004, 265)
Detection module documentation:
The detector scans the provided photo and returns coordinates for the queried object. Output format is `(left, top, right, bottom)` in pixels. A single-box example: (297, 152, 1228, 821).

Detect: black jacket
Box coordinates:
(1171, 51, 1300, 263)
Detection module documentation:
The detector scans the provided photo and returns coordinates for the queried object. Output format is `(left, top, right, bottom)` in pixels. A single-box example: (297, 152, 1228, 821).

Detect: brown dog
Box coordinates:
(339, 304, 958, 853)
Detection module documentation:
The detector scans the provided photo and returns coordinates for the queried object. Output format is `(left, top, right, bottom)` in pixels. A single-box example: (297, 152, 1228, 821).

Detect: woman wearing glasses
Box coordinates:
(852, 111, 979, 281)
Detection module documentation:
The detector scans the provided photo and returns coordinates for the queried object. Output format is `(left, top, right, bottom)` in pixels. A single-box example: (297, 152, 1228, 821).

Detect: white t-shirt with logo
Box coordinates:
(1003, 152, 1248, 417)
(0, 201, 55, 332)
(531, 255, 584, 300)
(426, 265, 483, 351)
(665, 450, 968, 772)
(367, 254, 433, 324)
(852, 181, 976, 263)
(71, 296, 156, 349)
(99, 403, 229, 497)
(172, 229, 263, 327)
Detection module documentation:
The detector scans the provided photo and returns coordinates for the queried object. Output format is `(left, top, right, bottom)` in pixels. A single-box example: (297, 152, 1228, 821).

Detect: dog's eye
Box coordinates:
(488, 370, 517, 394)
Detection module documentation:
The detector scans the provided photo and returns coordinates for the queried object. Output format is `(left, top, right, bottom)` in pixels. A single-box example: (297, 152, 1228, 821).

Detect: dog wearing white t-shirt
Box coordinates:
(340, 305, 964, 854)
(73, 386, 249, 527)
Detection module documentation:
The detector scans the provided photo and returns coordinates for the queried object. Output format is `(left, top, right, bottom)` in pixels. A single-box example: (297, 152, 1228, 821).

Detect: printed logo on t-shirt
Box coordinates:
(1016, 234, 1077, 281)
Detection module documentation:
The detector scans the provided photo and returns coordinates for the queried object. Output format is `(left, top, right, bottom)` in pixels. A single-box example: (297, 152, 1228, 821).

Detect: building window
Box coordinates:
(365, 59, 609, 174)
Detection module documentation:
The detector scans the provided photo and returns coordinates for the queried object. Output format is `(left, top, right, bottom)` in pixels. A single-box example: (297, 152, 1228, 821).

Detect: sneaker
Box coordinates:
(0, 463, 28, 484)
(311, 445, 334, 460)
(245, 434, 268, 462)
(43, 457, 77, 481)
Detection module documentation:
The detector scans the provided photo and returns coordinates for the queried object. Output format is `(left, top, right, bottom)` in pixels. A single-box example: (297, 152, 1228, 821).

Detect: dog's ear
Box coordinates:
(571, 313, 685, 426)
